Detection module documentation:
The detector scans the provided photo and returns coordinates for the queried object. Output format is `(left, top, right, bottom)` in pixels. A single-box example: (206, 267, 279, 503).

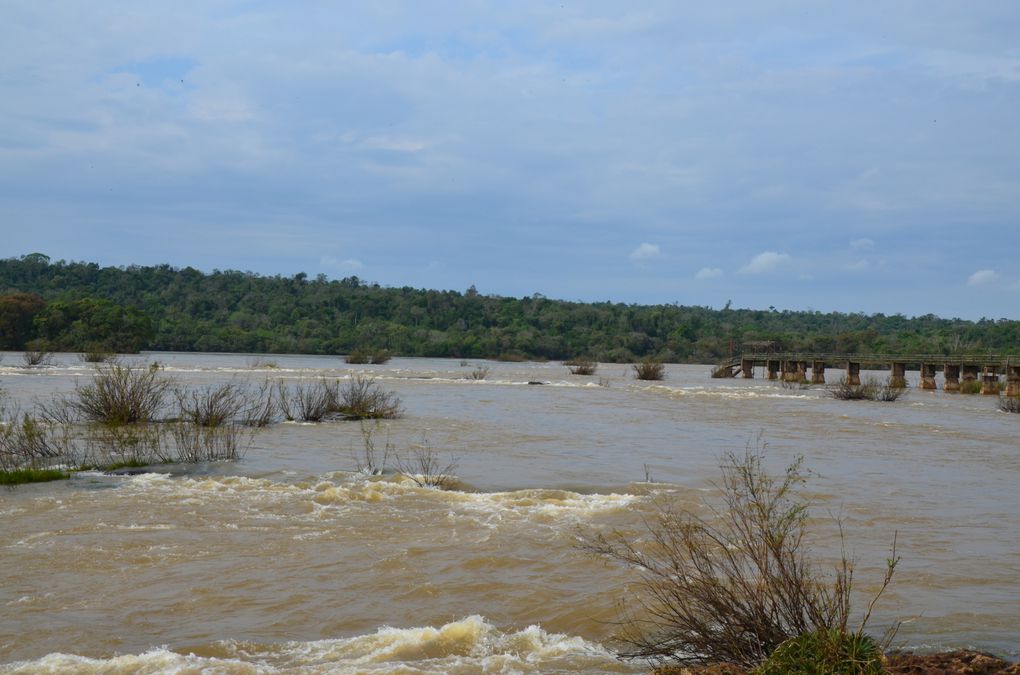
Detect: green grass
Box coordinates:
(0, 467, 70, 486)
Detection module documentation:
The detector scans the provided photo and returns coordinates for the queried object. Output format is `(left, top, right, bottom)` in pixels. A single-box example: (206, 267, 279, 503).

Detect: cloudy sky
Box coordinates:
(2, 2, 1018, 319)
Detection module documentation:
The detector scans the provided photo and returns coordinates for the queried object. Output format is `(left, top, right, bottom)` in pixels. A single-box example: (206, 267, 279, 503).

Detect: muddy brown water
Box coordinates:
(1, 353, 1017, 672)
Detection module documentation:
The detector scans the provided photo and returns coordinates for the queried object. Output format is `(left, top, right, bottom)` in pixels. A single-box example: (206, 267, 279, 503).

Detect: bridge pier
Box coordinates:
(846, 362, 860, 386)
(767, 360, 779, 380)
(962, 364, 979, 388)
(890, 362, 907, 389)
(741, 358, 754, 378)
(1006, 365, 1020, 397)
(920, 363, 937, 390)
(982, 366, 1000, 395)
(944, 364, 961, 392)
(811, 360, 825, 384)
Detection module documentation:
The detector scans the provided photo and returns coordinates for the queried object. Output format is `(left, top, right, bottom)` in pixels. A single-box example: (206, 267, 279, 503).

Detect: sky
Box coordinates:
(1, 2, 1018, 320)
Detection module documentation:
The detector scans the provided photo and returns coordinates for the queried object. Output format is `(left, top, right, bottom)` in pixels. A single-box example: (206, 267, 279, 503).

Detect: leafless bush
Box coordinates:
(353, 422, 392, 475)
(580, 440, 898, 670)
(469, 366, 490, 380)
(247, 357, 279, 369)
(334, 376, 402, 420)
(241, 378, 277, 427)
(633, 359, 665, 381)
(780, 379, 811, 391)
(396, 443, 458, 489)
(72, 364, 173, 425)
(175, 381, 250, 427)
(1000, 395, 1020, 413)
(0, 410, 69, 470)
(566, 358, 598, 375)
(23, 348, 52, 367)
(276, 379, 337, 422)
(170, 422, 251, 462)
(85, 423, 175, 467)
(829, 376, 905, 402)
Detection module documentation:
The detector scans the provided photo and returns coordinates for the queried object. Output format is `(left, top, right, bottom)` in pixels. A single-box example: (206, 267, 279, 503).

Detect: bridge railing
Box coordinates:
(741, 353, 1017, 365)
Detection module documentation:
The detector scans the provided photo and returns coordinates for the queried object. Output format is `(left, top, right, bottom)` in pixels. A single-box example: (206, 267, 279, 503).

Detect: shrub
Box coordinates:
(633, 359, 665, 381)
(829, 376, 905, 402)
(581, 441, 898, 670)
(396, 443, 458, 489)
(171, 422, 251, 462)
(566, 358, 598, 376)
(241, 379, 277, 427)
(277, 379, 337, 422)
(469, 366, 490, 380)
(80, 346, 115, 363)
(22, 347, 52, 367)
(72, 364, 172, 425)
(334, 376, 402, 420)
(959, 379, 982, 395)
(353, 422, 392, 475)
(345, 350, 370, 364)
(370, 350, 392, 365)
(175, 382, 249, 427)
(1000, 395, 1020, 413)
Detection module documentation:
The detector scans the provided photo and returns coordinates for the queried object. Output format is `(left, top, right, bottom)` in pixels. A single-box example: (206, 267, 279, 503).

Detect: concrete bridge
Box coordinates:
(713, 352, 1020, 396)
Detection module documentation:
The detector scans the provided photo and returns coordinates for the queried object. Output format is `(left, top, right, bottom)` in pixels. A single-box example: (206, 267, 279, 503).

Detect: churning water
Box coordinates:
(1, 353, 1017, 672)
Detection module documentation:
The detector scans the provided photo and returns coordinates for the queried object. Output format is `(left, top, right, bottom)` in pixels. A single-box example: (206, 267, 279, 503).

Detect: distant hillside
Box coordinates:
(0, 254, 1016, 361)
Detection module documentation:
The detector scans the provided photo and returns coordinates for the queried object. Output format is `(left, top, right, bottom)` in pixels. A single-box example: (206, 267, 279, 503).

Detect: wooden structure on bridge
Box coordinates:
(714, 352, 1020, 396)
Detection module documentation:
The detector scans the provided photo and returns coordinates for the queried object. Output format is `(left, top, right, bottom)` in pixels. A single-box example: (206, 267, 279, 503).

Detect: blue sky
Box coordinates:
(1, 2, 1018, 319)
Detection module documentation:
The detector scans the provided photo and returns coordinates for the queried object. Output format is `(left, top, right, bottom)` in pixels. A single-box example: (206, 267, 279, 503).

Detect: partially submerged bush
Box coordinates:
(334, 376, 402, 420)
(830, 376, 905, 402)
(346, 349, 390, 365)
(633, 359, 665, 381)
(959, 379, 983, 395)
(277, 379, 337, 422)
(582, 441, 898, 670)
(22, 347, 52, 367)
(469, 366, 490, 380)
(1000, 395, 1020, 413)
(175, 381, 250, 427)
(396, 443, 458, 489)
(72, 364, 172, 425)
(171, 422, 251, 462)
(80, 346, 115, 363)
(566, 358, 598, 376)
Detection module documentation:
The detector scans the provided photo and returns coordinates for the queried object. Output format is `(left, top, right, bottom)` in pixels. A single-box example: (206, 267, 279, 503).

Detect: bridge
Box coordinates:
(713, 352, 1020, 395)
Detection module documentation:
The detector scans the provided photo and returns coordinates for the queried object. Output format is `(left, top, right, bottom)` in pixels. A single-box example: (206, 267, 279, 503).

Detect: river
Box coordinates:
(1, 353, 1017, 672)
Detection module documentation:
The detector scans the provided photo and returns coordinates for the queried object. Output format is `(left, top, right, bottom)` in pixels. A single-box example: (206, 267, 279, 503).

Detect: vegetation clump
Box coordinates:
(175, 381, 250, 427)
(566, 358, 598, 375)
(346, 350, 392, 365)
(469, 366, 490, 380)
(829, 376, 906, 402)
(582, 441, 898, 671)
(277, 379, 337, 422)
(396, 443, 458, 489)
(0, 466, 70, 486)
(634, 359, 665, 381)
(958, 379, 983, 395)
(71, 364, 172, 425)
(1000, 395, 1020, 413)
(333, 376, 402, 420)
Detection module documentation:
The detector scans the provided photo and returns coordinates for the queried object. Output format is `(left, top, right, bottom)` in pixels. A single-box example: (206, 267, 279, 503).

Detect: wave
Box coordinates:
(0, 616, 638, 674)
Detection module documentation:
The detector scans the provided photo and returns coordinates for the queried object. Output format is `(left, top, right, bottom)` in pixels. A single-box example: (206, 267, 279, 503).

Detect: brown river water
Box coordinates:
(1, 353, 1017, 672)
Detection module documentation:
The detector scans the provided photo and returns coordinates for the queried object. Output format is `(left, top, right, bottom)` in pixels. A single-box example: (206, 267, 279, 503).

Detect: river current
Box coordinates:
(1, 353, 1017, 672)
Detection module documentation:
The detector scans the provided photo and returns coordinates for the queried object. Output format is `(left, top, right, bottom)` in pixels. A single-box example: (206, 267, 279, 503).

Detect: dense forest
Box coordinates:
(0, 253, 1017, 362)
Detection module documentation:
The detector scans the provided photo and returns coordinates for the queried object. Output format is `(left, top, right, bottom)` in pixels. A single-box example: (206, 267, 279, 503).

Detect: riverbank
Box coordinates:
(657, 650, 1020, 674)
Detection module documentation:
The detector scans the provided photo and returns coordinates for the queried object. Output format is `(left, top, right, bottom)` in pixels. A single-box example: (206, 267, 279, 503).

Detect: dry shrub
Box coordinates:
(396, 443, 458, 489)
(353, 422, 392, 475)
(334, 376, 402, 419)
(277, 379, 337, 422)
(175, 381, 252, 427)
(829, 376, 906, 402)
(581, 440, 898, 670)
(170, 422, 251, 462)
(72, 364, 173, 425)
(22, 348, 52, 367)
(80, 346, 115, 363)
(241, 378, 277, 427)
(634, 359, 665, 381)
(469, 366, 490, 380)
(566, 358, 598, 376)
(1000, 395, 1020, 413)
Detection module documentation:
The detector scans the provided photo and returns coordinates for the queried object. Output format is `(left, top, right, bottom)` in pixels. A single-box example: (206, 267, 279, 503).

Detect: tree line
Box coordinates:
(0, 253, 1016, 362)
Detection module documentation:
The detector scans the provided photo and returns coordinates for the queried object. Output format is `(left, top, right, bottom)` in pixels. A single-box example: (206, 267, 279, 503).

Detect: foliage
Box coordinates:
(71, 364, 173, 425)
(754, 629, 885, 675)
(959, 380, 983, 394)
(1, 254, 1018, 362)
(0, 467, 70, 486)
(580, 442, 898, 670)
(634, 359, 665, 380)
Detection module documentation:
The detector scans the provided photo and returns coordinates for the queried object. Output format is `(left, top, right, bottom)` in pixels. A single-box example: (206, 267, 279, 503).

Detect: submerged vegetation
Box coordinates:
(633, 359, 666, 381)
(1, 254, 1018, 362)
(582, 442, 898, 672)
(829, 376, 907, 402)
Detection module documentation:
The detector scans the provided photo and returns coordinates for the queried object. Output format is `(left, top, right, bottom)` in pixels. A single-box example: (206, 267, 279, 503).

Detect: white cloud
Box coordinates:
(695, 267, 723, 280)
(321, 256, 364, 271)
(629, 242, 662, 261)
(967, 269, 998, 286)
(845, 259, 869, 271)
(738, 251, 792, 275)
(850, 238, 874, 251)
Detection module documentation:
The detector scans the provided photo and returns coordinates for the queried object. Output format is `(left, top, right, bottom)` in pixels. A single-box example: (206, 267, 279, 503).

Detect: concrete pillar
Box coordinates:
(796, 361, 808, 383)
(846, 362, 860, 386)
(1006, 365, 1020, 397)
(741, 358, 754, 378)
(944, 364, 961, 392)
(920, 363, 937, 390)
(890, 362, 907, 389)
(811, 360, 826, 384)
(780, 360, 792, 381)
(767, 360, 779, 380)
(982, 366, 1000, 395)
